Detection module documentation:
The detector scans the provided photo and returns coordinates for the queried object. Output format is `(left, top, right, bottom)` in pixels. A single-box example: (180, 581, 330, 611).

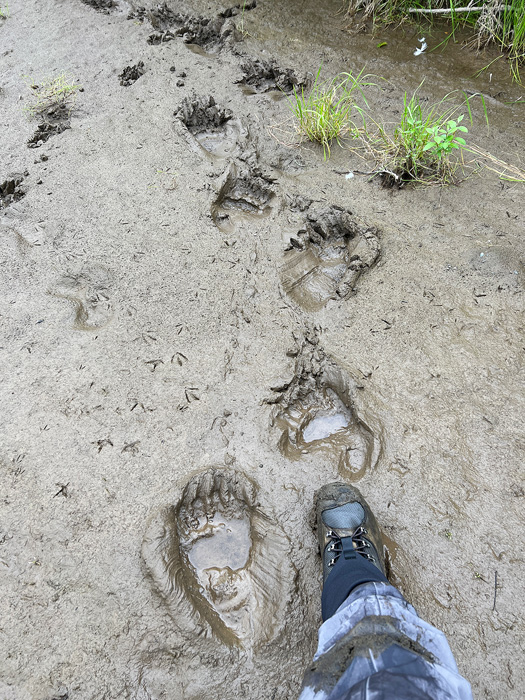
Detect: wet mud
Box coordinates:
(27, 103, 71, 149)
(0, 174, 26, 208)
(119, 62, 145, 87)
(48, 265, 113, 331)
(135, 3, 239, 52)
(81, 0, 115, 12)
(142, 467, 296, 649)
(212, 163, 274, 231)
(175, 94, 246, 158)
(237, 56, 310, 94)
(281, 205, 380, 311)
(269, 332, 380, 481)
(2, 0, 524, 699)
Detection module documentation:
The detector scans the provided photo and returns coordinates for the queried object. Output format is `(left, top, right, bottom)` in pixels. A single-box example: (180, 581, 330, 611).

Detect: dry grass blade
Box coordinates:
(466, 143, 525, 181)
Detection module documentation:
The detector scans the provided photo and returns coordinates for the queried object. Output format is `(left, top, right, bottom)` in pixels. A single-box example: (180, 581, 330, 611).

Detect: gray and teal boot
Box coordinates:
(315, 482, 389, 619)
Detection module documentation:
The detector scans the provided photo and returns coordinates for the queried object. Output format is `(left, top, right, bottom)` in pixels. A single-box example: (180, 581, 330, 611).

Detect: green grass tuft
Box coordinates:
(25, 74, 81, 119)
(362, 87, 481, 186)
(287, 67, 374, 159)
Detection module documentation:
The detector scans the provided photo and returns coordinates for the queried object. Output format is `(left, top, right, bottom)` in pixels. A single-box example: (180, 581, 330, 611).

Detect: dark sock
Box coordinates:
(322, 549, 389, 621)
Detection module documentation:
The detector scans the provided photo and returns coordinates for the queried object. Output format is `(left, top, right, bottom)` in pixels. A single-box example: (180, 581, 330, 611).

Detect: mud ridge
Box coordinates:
(134, 4, 238, 52)
(268, 330, 381, 481)
(0, 174, 26, 208)
(211, 162, 275, 231)
(236, 56, 310, 94)
(142, 467, 296, 650)
(175, 94, 247, 158)
(119, 62, 145, 86)
(280, 205, 380, 311)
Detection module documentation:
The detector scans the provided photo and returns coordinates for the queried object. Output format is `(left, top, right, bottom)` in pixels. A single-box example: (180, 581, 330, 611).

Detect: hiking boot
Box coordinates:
(315, 482, 386, 583)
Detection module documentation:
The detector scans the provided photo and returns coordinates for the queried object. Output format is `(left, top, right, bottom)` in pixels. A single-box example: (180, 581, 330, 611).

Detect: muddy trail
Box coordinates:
(0, 1, 524, 699)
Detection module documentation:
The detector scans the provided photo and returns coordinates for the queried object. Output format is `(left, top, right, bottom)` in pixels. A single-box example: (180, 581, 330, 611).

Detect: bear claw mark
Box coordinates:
(268, 331, 381, 482)
(236, 56, 310, 94)
(175, 95, 247, 158)
(280, 205, 380, 311)
(142, 467, 295, 649)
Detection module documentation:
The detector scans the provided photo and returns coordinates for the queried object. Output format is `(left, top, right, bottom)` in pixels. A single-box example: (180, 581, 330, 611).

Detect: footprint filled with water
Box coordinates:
(142, 468, 295, 649)
(269, 333, 380, 481)
(280, 206, 380, 311)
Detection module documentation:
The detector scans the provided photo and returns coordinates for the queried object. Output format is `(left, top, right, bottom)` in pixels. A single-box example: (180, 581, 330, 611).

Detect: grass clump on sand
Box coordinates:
(0, 4, 9, 19)
(288, 68, 373, 158)
(363, 88, 478, 186)
(345, 0, 525, 82)
(26, 74, 82, 119)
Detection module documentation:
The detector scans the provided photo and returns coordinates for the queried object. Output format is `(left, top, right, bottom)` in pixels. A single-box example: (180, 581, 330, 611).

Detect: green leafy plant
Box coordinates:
(288, 67, 373, 159)
(423, 115, 468, 158)
(362, 88, 480, 186)
(0, 4, 9, 19)
(25, 74, 81, 119)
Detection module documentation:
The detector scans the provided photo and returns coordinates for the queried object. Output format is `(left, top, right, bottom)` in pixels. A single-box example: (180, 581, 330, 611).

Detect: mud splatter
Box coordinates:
(49, 265, 113, 331)
(268, 332, 380, 481)
(280, 206, 380, 311)
(119, 62, 145, 87)
(237, 56, 309, 94)
(212, 164, 274, 232)
(0, 175, 26, 208)
(142, 467, 295, 649)
(175, 95, 246, 158)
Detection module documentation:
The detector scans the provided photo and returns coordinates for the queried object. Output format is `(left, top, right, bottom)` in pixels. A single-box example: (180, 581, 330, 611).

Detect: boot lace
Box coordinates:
(326, 525, 374, 568)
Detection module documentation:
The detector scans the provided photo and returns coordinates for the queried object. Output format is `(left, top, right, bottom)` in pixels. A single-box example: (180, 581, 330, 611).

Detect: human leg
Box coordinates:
(298, 484, 473, 700)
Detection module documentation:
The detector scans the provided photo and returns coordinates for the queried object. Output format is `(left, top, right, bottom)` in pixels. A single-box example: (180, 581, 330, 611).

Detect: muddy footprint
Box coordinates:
(49, 265, 113, 330)
(139, 5, 238, 53)
(268, 333, 380, 481)
(175, 95, 246, 159)
(142, 467, 295, 649)
(236, 56, 309, 94)
(280, 205, 380, 311)
(212, 164, 274, 233)
(119, 62, 145, 87)
(0, 175, 26, 208)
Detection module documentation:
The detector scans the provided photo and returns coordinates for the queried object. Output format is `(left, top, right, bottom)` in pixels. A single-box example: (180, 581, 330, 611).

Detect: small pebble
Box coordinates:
(176, 79, 185, 87)
(170, 66, 176, 72)
(177, 71, 187, 78)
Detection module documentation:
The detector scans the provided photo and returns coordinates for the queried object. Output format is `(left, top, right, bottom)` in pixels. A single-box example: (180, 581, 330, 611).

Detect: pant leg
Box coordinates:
(299, 582, 473, 700)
